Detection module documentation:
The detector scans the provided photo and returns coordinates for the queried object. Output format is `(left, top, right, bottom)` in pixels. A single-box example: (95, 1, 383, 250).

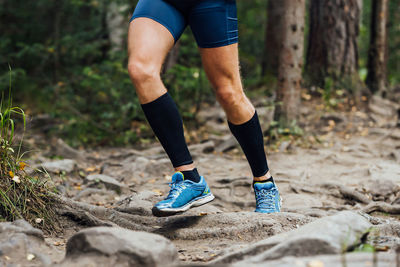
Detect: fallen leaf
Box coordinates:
(360, 128, 369, 136)
(301, 92, 312, 100)
(85, 167, 97, 172)
(152, 189, 163, 196)
(19, 162, 27, 170)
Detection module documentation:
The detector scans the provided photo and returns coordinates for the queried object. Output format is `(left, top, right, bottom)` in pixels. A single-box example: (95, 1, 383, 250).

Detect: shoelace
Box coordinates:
(255, 188, 277, 209)
(165, 181, 187, 200)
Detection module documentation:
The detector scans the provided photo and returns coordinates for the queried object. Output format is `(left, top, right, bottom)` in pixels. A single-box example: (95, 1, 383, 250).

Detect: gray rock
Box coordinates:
(85, 174, 127, 193)
(215, 136, 237, 153)
(368, 95, 399, 127)
(115, 191, 156, 216)
(0, 219, 44, 239)
(213, 211, 371, 265)
(232, 252, 395, 267)
(40, 159, 76, 173)
(51, 138, 85, 160)
(0, 220, 53, 267)
(63, 227, 177, 267)
(128, 156, 150, 171)
(257, 106, 275, 129)
(367, 179, 399, 201)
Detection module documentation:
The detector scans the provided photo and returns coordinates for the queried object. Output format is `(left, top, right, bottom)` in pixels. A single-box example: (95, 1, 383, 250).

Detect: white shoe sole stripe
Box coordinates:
(158, 194, 215, 213)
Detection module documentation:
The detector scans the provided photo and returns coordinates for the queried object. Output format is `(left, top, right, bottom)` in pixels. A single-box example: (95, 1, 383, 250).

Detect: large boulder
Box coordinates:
(213, 211, 372, 265)
(63, 227, 178, 267)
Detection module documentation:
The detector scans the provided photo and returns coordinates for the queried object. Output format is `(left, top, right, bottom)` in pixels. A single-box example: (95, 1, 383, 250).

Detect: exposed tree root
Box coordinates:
(362, 202, 400, 214)
(320, 183, 371, 204)
(54, 195, 157, 232)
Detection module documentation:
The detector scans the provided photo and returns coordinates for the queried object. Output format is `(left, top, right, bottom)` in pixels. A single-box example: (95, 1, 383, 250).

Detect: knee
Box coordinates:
(215, 86, 245, 107)
(127, 60, 159, 86)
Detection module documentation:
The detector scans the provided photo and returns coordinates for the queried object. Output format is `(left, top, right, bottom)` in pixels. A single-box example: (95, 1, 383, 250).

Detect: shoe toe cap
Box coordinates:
(154, 200, 172, 209)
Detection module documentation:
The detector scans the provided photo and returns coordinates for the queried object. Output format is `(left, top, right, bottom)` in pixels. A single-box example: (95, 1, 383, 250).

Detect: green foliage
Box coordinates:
(267, 119, 304, 141)
(0, 70, 58, 232)
(1, 0, 399, 146)
(53, 59, 143, 146)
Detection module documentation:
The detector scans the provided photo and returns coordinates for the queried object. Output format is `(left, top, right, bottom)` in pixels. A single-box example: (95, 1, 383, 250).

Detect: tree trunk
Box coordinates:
(261, 0, 285, 78)
(366, 0, 389, 95)
(306, 0, 362, 88)
(106, 2, 128, 53)
(274, 0, 306, 122)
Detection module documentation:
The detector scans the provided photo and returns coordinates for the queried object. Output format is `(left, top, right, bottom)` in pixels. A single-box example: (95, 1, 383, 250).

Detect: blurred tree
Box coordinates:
(261, 0, 284, 78)
(366, 0, 389, 95)
(106, 2, 128, 52)
(306, 0, 362, 90)
(387, 0, 400, 85)
(274, 0, 306, 122)
(163, 43, 181, 74)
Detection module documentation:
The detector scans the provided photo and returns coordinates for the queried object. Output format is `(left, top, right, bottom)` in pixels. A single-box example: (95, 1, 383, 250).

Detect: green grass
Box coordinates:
(0, 67, 58, 233)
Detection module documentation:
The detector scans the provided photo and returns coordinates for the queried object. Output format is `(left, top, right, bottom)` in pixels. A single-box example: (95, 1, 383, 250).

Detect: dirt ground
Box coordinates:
(17, 95, 400, 265)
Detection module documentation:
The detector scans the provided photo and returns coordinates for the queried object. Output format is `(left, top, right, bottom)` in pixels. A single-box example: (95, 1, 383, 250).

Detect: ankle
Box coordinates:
(252, 177, 274, 188)
(253, 171, 272, 182)
(175, 163, 196, 172)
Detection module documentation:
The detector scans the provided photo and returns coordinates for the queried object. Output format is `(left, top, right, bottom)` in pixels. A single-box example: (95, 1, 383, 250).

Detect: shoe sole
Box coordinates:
(152, 193, 215, 217)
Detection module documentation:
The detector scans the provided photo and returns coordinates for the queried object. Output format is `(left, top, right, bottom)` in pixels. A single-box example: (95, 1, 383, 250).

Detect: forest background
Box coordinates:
(0, 0, 399, 147)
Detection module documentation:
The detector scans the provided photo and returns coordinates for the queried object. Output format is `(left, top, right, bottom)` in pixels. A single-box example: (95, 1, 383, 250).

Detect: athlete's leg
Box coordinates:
(200, 44, 271, 181)
(127, 18, 171, 104)
(127, 18, 194, 172)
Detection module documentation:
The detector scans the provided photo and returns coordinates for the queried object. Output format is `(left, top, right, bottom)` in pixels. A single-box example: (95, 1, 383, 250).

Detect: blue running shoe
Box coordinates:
(152, 172, 215, 217)
(254, 181, 281, 213)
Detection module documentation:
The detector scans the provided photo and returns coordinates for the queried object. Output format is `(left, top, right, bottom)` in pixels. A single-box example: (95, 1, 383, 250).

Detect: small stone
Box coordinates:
(12, 176, 21, 183)
(35, 218, 43, 224)
(27, 253, 35, 261)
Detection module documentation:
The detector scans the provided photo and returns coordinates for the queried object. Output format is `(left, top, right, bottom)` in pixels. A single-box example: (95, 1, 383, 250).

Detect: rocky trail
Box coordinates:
(1, 95, 400, 266)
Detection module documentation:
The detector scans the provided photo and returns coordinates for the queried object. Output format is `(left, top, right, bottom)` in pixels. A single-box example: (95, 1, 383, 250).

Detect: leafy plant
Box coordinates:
(0, 68, 58, 232)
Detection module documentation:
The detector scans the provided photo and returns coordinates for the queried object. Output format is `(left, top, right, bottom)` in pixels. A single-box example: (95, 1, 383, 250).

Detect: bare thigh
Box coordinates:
(127, 18, 175, 104)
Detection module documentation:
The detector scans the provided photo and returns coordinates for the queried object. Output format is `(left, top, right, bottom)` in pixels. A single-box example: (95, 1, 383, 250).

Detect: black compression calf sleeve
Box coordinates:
(228, 111, 269, 177)
(141, 93, 193, 167)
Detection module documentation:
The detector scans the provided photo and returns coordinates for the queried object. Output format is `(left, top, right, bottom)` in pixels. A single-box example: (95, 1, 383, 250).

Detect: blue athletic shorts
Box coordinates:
(130, 0, 238, 48)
